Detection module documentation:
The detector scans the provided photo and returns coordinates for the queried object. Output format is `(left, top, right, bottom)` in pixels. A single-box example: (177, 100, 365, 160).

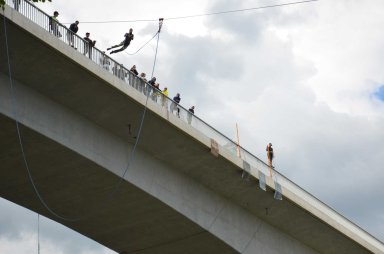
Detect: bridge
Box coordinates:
(1, 1, 383, 253)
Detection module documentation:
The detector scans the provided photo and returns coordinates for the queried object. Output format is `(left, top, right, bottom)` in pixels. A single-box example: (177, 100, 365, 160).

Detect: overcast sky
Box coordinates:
(2, 0, 384, 253)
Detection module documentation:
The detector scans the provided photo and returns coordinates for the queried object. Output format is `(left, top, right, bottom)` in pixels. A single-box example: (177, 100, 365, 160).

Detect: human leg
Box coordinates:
(110, 45, 128, 54)
(13, 0, 20, 11)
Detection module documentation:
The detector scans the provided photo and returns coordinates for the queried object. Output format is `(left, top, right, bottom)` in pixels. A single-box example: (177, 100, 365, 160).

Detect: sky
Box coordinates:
(2, 0, 384, 253)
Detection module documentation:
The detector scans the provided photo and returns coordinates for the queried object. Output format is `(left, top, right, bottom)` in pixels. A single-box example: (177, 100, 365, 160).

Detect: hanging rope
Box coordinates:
(37, 214, 40, 254)
(108, 18, 164, 196)
(72, 0, 319, 24)
(2, 14, 80, 222)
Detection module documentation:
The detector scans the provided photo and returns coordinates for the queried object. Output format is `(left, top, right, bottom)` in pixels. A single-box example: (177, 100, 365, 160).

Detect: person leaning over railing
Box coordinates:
(152, 83, 161, 102)
(129, 65, 139, 87)
(138, 73, 147, 93)
(67, 20, 79, 48)
(161, 87, 168, 108)
(83, 32, 96, 59)
(147, 77, 156, 97)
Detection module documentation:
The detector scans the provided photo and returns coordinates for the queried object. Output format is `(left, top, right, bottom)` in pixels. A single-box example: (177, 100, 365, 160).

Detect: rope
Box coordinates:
(2, 14, 80, 222)
(37, 214, 40, 254)
(67, 0, 318, 24)
(165, 0, 319, 20)
(108, 19, 163, 196)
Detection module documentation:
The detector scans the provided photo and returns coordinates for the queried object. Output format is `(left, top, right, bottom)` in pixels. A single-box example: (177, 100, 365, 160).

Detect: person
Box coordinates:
(138, 73, 147, 93)
(266, 143, 274, 175)
(161, 87, 168, 107)
(13, 0, 20, 11)
(67, 20, 79, 48)
(171, 93, 181, 117)
(187, 106, 195, 124)
(49, 11, 61, 37)
(152, 83, 161, 102)
(146, 77, 156, 96)
(130, 65, 139, 76)
(139, 72, 147, 82)
(83, 32, 96, 59)
(107, 28, 134, 54)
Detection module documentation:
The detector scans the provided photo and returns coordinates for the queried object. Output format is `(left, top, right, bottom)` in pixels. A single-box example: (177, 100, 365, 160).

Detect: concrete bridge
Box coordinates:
(1, 2, 384, 253)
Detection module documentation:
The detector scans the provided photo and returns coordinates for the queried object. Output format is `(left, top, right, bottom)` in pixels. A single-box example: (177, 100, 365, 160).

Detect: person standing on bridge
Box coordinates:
(13, 0, 21, 11)
(266, 143, 274, 176)
(107, 28, 134, 55)
(83, 32, 96, 59)
(67, 20, 79, 48)
(161, 87, 168, 107)
(146, 77, 156, 97)
(171, 93, 181, 117)
(49, 11, 61, 37)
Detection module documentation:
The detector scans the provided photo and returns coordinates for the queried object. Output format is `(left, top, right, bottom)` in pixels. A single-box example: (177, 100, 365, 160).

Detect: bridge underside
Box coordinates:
(0, 113, 238, 253)
(0, 7, 377, 254)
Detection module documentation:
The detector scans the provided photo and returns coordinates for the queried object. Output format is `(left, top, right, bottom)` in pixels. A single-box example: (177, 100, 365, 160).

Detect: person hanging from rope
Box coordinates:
(107, 28, 134, 54)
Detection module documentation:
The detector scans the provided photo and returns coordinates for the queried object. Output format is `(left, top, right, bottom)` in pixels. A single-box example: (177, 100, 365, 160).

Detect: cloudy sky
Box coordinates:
(2, 0, 384, 253)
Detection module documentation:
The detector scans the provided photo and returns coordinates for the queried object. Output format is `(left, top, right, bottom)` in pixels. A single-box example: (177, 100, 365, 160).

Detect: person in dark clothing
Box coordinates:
(146, 77, 156, 96)
(107, 28, 134, 54)
(67, 20, 79, 48)
(148, 77, 156, 86)
(266, 143, 274, 176)
(83, 32, 96, 59)
(130, 65, 139, 76)
(171, 93, 181, 117)
(173, 93, 181, 104)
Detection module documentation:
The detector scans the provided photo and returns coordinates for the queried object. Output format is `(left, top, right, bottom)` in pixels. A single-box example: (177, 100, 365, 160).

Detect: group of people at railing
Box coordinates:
(43, 8, 197, 122)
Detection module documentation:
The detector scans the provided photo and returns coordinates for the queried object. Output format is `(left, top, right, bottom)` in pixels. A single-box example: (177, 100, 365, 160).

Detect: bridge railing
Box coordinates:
(5, 0, 277, 184)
